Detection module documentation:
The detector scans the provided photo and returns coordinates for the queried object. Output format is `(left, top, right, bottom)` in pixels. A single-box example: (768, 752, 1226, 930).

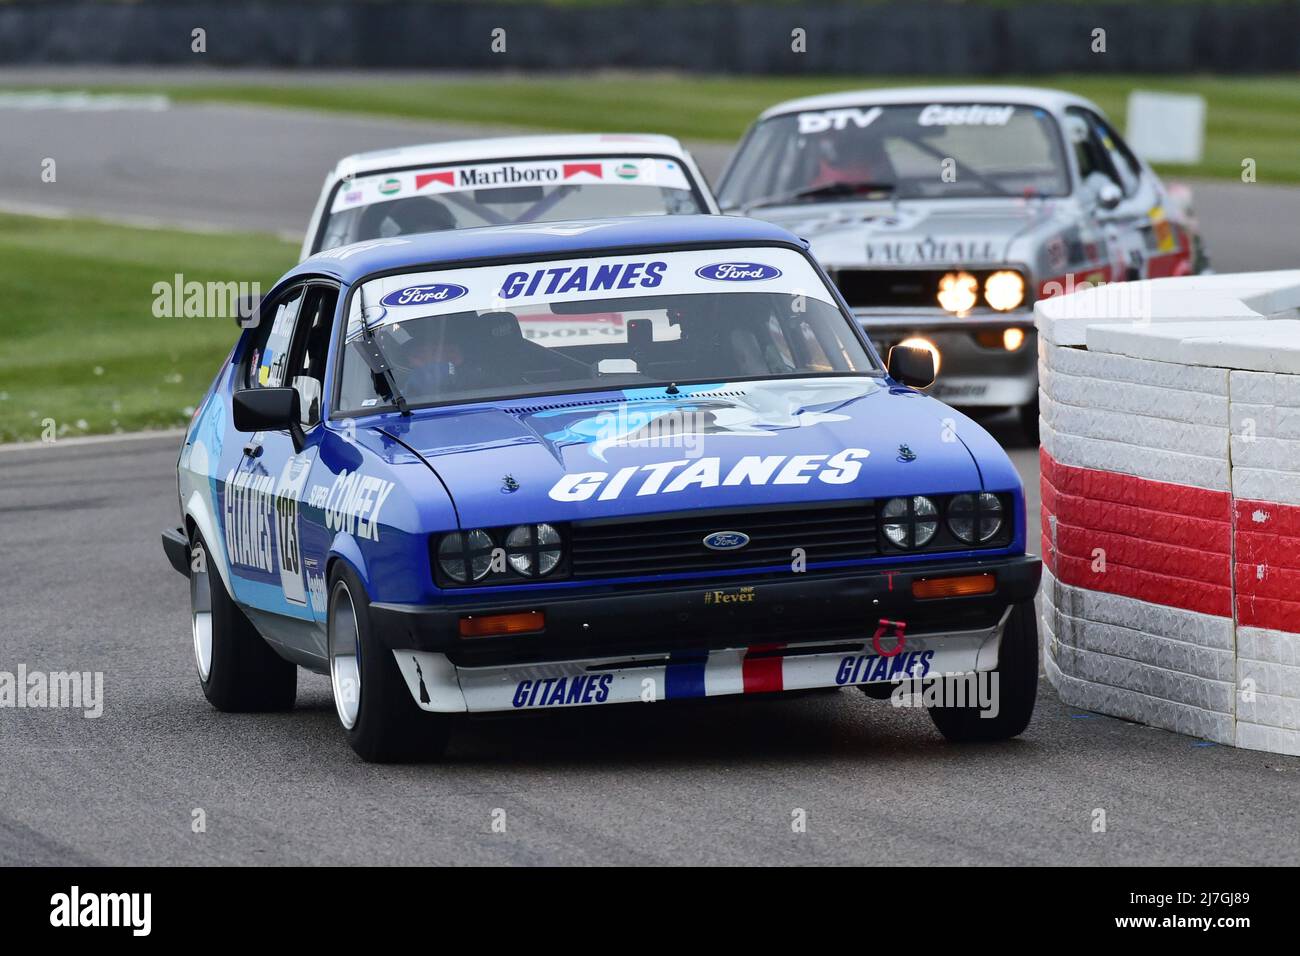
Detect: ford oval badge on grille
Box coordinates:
(703, 531, 750, 551)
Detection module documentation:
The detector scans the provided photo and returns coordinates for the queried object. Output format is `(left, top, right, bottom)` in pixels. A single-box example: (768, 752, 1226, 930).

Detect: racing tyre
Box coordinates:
(1019, 399, 1040, 446)
(328, 563, 452, 763)
(190, 530, 296, 712)
(926, 600, 1038, 742)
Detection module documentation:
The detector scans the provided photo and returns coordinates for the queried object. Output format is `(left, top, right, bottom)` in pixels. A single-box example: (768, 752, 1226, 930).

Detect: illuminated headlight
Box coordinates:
(937, 272, 978, 313)
(947, 493, 1004, 544)
(437, 529, 496, 582)
(881, 496, 939, 549)
(505, 523, 563, 577)
(984, 271, 1025, 312)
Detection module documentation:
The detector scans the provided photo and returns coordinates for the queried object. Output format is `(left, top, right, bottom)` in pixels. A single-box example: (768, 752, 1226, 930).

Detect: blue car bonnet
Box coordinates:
(377, 377, 987, 529)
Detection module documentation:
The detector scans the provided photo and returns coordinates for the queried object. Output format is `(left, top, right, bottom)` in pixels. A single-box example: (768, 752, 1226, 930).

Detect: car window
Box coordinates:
(1090, 113, 1143, 195)
(336, 247, 878, 414)
(1065, 107, 1129, 196)
(718, 103, 1070, 206)
(243, 287, 304, 390)
(283, 285, 339, 427)
(317, 156, 706, 254)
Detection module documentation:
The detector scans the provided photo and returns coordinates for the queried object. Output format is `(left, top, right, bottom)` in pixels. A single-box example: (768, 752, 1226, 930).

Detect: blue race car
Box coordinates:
(162, 216, 1042, 762)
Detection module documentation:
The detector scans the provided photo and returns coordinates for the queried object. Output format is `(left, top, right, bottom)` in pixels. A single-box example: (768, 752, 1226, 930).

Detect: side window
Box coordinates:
(1092, 114, 1143, 195)
(284, 285, 340, 427)
(1065, 107, 1126, 197)
(243, 287, 305, 390)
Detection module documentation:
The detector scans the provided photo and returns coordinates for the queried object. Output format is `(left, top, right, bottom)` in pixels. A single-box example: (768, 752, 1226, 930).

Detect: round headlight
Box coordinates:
(505, 523, 563, 577)
(437, 529, 495, 582)
(937, 272, 978, 314)
(882, 496, 939, 549)
(984, 271, 1025, 312)
(947, 493, 1004, 544)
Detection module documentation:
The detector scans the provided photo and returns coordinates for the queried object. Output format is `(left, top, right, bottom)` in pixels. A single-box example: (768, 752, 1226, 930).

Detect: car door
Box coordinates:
(224, 282, 338, 662)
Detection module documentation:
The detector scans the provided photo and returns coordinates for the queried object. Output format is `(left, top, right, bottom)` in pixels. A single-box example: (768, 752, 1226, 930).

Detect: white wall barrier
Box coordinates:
(1036, 271, 1300, 756)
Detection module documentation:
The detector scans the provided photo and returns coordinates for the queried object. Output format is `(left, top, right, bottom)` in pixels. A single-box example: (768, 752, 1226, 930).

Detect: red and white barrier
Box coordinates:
(1036, 272, 1300, 755)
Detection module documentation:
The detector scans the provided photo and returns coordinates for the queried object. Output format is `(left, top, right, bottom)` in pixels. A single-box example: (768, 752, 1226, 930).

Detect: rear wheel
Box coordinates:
(328, 563, 452, 763)
(927, 601, 1038, 742)
(189, 530, 296, 712)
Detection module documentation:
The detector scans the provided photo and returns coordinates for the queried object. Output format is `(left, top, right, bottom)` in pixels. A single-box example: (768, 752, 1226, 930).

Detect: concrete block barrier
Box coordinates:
(1036, 271, 1300, 755)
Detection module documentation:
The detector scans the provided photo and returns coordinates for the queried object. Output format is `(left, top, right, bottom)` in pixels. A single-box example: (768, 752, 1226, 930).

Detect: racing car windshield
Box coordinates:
(719, 103, 1070, 208)
(336, 246, 879, 413)
(317, 156, 705, 253)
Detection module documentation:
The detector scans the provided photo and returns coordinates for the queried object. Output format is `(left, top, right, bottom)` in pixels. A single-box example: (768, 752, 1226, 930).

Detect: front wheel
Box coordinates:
(328, 563, 452, 763)
(927, 601, 1038, 742)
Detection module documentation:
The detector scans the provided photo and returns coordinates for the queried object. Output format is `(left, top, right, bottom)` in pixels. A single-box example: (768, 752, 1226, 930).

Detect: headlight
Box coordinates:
(435, 524, 567, 586)
(947, 493, 1004, 544)
(881, 496, 939, 549)
(937, 272, 978, 313)
(505, 523, 563, 577)
(437, 529, 496, 582)
(984, 271, 1025, 311)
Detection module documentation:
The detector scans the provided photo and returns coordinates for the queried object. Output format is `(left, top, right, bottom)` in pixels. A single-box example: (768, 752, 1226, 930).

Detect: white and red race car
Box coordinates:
(300, 133, 719, 260)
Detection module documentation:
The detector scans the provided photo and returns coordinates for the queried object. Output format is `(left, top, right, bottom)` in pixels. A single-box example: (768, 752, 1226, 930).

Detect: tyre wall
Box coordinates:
(1035, 272, 1300, 755)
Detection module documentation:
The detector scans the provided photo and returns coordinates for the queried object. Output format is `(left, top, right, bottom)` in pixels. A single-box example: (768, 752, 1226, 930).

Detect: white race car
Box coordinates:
(301, 133, 719, 260)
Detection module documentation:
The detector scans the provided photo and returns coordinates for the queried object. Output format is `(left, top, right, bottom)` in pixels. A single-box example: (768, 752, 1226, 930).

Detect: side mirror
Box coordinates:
(233, 387, 305, 452)
(886, 345, 935, 389)
(1096, 180, 1123, 211)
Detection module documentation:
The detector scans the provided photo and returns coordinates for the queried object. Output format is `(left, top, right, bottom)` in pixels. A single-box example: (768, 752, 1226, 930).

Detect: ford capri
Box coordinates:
(162, 216, 1041, 762)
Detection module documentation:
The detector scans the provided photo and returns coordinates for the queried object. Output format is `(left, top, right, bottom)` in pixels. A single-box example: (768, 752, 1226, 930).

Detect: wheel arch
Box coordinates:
(184, 490, 234, 597)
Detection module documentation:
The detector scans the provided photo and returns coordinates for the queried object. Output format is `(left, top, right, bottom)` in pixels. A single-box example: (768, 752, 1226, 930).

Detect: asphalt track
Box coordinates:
(1, 88, 1298, 865)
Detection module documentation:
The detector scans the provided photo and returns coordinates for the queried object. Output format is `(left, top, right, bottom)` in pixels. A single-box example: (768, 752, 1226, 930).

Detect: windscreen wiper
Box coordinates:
(741, 181, 896, 212)
(354, 285, 410, 416)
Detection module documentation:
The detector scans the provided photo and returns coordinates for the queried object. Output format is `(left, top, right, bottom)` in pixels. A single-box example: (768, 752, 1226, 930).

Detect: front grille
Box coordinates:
(569, 501, 878, 579)
(832, 268, 1022, 310)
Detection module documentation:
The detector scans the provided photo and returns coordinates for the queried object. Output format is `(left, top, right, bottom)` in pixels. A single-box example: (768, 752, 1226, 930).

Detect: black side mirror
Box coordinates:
(886, 345, 936, 389)
(233, 387, 305, 451)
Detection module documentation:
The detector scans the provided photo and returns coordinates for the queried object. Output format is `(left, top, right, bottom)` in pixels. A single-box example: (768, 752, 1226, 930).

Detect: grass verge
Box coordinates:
(0, 213, 296, 443)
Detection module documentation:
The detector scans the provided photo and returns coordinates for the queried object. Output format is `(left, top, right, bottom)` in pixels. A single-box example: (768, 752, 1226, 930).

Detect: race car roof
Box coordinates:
(329, 133, 694, 181)
(294, 214, 805, 285)
(759, 85, 1103, 121)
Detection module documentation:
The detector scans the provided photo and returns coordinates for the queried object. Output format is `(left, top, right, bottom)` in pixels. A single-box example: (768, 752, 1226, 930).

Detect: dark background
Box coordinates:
(3, 1, 1300, 72)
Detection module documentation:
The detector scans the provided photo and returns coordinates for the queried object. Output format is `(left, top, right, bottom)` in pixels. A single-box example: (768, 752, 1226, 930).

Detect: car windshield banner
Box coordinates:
(331, 157, 694, 213)
(347, 246, 838, 339)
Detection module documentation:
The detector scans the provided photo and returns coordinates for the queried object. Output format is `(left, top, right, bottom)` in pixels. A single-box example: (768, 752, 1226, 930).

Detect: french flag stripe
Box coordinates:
(742, 644, 785, 693)
(665, 650, 708, 699)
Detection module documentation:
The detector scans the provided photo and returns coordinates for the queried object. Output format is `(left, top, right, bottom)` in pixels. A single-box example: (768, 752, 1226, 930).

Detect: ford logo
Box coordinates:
(695, 262, 782, 282)
(703, 530, 750, 551)
(380, 283, 469, 308)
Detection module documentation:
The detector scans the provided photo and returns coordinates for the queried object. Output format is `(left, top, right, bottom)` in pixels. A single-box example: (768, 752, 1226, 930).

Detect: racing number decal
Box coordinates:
(274, 453, 313, 605)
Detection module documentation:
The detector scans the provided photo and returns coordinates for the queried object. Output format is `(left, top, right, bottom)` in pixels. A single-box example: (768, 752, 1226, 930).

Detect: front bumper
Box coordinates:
(162, 526, 190, 577)
(376, 554, 1041, 714)
(858, 310, 1038, 408)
